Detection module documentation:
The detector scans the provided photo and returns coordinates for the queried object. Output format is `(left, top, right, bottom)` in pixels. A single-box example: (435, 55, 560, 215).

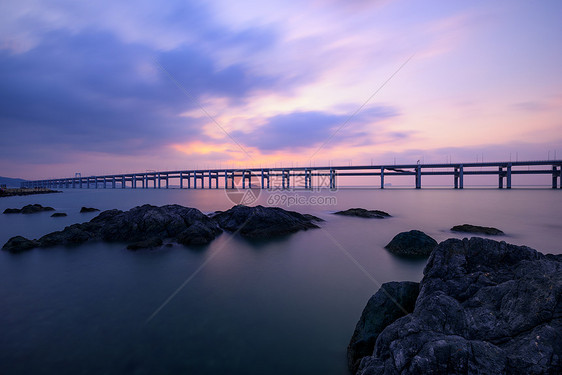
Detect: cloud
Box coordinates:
(231, 106, 399, 153)
(0, 27, 283, 165)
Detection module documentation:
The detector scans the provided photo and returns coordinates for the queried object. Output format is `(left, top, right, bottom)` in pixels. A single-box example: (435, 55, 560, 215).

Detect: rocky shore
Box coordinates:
(2, 204, 322, 252)
(0, 188, 61, 198)
(349, 237, 562, 374)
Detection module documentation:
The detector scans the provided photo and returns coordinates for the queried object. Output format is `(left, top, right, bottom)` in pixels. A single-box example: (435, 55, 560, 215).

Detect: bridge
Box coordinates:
(22, 160, 562, 190)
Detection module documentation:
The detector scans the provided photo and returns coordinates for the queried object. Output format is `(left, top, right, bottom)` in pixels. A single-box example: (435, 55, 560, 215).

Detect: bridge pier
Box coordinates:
(553, 166, 561, 189)
(282, 169, 290, 189)
(227, 171, 235, 189)
(498, 167, 504, 189)
(454, 165, 464, 189)
(507, 164, 512, 189)
(304, 169, 312, 189)
(194, 171, 204, 189)
(329, 168, 337, 190)
(242, 170, 252, 189)
(380, 168, 384, 189)
(209, 171, 219, 189)
(261, 169, 270, 189)
(415, 166, 421, 189)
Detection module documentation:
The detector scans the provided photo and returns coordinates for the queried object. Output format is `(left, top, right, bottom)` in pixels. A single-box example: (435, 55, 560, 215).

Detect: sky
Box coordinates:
(0, 0, 561, 179)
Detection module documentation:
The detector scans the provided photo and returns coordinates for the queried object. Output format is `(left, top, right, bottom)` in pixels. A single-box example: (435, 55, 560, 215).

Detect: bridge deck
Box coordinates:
(22, 160, 562, 190)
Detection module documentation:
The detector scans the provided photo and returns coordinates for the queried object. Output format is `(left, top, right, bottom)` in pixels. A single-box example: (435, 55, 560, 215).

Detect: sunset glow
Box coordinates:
(0, 0, 560, 179)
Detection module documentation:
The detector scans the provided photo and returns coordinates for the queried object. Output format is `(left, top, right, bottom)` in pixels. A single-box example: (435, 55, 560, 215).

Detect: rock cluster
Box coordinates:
(213, 205, 321, 238)
(334, 208, 391, 219)
(3, 204, 322, 252)
(384, 230, 437, 257)
(350, 237, 562, 375)
(3, 204, 55, 214)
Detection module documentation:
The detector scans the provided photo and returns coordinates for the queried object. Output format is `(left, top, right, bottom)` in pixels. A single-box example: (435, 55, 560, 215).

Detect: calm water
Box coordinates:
(0, 188, 561, 374)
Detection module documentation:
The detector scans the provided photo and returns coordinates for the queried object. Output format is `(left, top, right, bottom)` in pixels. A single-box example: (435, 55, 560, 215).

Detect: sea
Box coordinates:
(0, 187, 561, 375)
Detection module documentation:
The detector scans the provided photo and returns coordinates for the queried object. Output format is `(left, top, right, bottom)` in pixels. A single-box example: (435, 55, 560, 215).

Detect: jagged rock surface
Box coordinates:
(353, 238, 562, 375)
(385, 230, 437, 257)
(2, 204, 222, 252)
(334, 208, 391, 219)
(348, 281, 419, 374)
(213, 205, 321, 238)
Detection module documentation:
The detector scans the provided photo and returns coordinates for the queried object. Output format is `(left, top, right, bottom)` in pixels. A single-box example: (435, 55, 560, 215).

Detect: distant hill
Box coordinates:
(0, 176, 27, 187)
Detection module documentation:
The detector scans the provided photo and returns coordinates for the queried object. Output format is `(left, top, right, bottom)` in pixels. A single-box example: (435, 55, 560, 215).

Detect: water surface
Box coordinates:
(0, 188, 560, 374)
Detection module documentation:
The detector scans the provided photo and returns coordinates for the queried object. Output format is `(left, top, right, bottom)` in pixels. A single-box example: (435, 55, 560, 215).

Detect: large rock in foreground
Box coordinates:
(2, 204, 222, 252)
(384, 230, 437, 257)
(451, 223, 504, 235)
(353, 238, 562, 375)
(348, 281, 419, 374)
(213, 205, 321, 238)
(334, 208, 391, 219)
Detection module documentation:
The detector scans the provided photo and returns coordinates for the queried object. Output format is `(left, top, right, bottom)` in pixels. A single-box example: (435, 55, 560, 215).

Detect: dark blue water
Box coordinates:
(0, 189, 560, 374)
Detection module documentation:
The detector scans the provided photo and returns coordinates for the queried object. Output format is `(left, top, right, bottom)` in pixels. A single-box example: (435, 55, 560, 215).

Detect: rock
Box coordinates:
(3, 204, 55, 214)
(2, 236, 39, 253)
(451, 224, 504, 235)
(127, 237, 163, 250)
(334, 208, 391, 219)
(80, 206, 100, 213)
(21, 204, 55, 214)
(347, 281, 419, 374)
(2, 204, 222, 252)
(354, 238, 562, 375)
(92, 205, 222, 245)
(213, 205, 321, 238)
(384, 230, 437, 257)
(51, 212, 67, 217)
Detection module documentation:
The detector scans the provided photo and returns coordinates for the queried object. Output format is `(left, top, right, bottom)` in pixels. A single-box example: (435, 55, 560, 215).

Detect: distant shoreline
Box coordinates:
(0, 188, 62, 198)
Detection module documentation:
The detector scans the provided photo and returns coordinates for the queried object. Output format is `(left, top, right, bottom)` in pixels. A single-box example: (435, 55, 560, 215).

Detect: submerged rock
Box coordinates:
(352, 238, 562, 375)
(213, 205, 321, 238)
(347, 281, 419, 374)
(3, 204, 55, 214)
(80, 207, 100, 213)
(51, 212, 67, 217)
(384, 230, 437, 257)
(334, 208, 391, 219)
(451, 223, 504, 235)
(2, 204, 222, 252)
(127, 237, 163, 250)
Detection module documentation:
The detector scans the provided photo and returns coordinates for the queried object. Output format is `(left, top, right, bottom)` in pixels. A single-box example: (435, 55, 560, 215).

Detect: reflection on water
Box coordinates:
(0, 189, 560, 374)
